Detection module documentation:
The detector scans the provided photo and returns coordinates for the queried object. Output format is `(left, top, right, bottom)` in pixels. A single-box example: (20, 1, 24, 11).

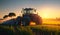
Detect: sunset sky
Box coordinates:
(0, 0, 60, 19)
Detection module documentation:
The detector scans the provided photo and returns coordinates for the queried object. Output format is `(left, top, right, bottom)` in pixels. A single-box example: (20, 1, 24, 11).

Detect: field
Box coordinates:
(0, 24, 60, 35)
(0, 19, 60, 35)
(43, 19, 60, 25)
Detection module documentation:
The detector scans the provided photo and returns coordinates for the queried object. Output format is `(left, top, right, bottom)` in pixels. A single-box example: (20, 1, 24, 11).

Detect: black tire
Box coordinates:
(29, 14, 42, 25)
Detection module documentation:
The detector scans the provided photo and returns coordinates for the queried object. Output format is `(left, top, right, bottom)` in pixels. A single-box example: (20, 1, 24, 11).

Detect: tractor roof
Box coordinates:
(23, 8, 34, 10)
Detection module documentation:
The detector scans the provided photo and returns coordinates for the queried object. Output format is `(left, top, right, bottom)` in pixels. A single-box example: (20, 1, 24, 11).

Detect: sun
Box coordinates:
(43, 13, 49, 18)
(38, 12, 50, 19)
(38, 7, 53, 19)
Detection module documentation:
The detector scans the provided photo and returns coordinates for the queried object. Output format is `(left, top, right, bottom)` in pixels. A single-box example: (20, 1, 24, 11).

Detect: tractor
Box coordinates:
(21, 8, 42, 26)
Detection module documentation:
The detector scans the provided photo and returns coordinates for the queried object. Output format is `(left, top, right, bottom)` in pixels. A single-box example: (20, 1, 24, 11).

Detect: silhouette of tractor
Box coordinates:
(21, 8, 42, 26)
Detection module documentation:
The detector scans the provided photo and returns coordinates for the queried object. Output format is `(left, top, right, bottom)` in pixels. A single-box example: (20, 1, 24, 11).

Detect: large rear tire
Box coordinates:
(29, 14, 42, 25)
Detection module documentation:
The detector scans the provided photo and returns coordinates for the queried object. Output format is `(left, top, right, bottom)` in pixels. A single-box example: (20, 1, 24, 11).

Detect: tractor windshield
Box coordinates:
(21, 8, 36, 14)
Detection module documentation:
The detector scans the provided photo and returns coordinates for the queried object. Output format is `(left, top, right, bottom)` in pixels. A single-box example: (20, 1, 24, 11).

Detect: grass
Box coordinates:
(0, 24, 60, 35)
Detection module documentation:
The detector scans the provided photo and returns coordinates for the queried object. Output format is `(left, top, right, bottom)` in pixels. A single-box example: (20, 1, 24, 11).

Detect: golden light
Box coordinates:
(37, 6, 60, 25)
(42, 13, 49, 18)
(38, 6, 56, 19)
(30, 21, 36, 26)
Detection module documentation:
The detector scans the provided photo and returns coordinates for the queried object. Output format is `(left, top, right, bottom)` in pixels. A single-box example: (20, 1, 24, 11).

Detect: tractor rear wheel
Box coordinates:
(29, 14, 42, 25)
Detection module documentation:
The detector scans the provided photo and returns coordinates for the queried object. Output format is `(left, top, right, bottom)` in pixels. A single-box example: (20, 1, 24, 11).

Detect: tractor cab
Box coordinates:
(21, 8, 37, 15)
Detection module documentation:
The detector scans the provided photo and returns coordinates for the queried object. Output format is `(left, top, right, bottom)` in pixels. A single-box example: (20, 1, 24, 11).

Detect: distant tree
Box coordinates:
(8, 12, 16, 17)
(3, 15, 8, 19)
